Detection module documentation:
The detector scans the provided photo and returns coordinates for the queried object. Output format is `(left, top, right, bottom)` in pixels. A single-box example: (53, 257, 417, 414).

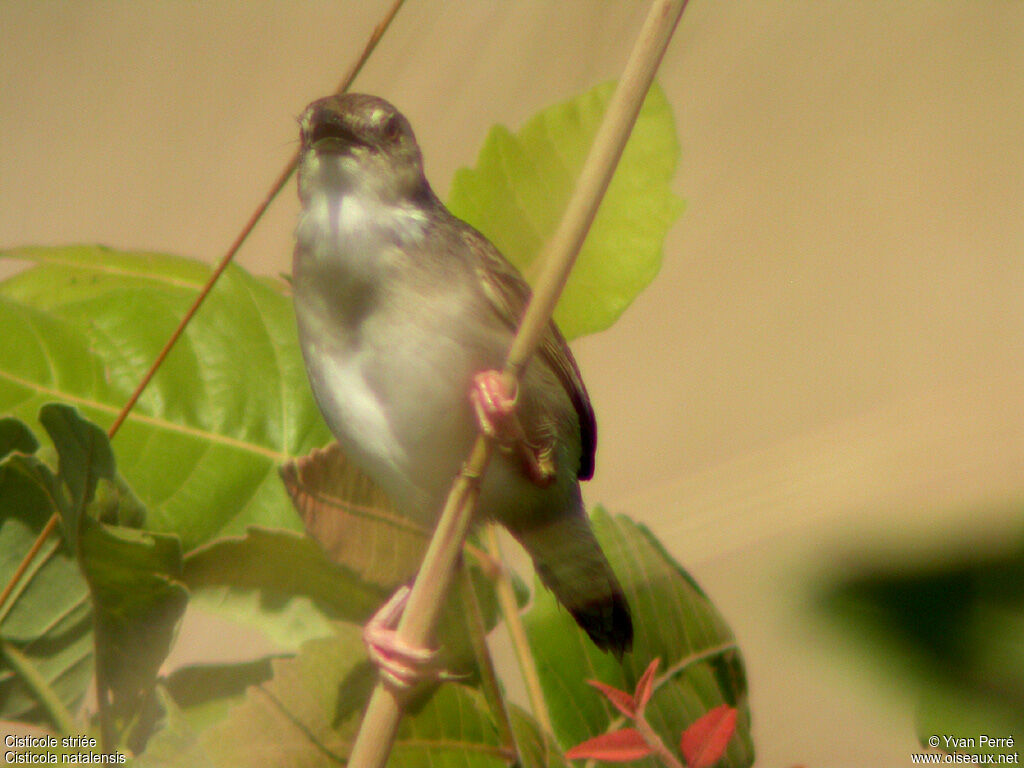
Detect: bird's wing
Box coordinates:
(458, 226, 597, 480)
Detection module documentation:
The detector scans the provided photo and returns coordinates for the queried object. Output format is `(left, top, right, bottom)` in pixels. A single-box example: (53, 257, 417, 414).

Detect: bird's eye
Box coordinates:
(383, 115, 402, 142)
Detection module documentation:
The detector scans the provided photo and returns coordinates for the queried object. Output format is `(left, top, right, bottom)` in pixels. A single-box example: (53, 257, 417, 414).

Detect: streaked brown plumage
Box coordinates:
(292, 93, 632, 655)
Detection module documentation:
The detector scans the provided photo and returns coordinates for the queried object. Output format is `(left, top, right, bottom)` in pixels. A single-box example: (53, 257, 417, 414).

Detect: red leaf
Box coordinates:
(633, 658, 660, 712)
(565, 728, 653, 762)
(587, 679, 637, 718)
(679, 705, 737, 768)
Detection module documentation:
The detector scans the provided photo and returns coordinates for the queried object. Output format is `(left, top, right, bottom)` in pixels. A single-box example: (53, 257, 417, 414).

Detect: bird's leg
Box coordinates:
(363, 587, 443, 689)
(471, 370, 557, 487)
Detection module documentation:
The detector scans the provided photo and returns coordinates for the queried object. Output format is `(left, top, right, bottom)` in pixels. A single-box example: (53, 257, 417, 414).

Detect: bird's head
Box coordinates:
(297, 93, 429, 206)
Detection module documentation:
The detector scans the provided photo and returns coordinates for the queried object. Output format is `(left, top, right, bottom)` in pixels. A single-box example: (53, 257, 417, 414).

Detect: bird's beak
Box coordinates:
(302, 105, 369, 156)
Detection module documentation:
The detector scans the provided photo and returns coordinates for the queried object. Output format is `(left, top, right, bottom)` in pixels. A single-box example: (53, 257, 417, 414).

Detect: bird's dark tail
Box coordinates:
(509, 509, 633, 658)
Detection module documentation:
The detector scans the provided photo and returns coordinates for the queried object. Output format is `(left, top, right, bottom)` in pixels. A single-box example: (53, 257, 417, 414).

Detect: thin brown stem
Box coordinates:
(0, 514, 58, 621)
(330, 0, 406, 97)
(106, 0, 406, 442)
(345, 2, 689, 766)
(0, 1, 407, 742)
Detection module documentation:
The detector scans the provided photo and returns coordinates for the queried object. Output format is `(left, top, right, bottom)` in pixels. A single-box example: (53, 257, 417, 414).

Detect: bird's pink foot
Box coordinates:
(470, 370, 518, 439)
(470, 370, 556, 487)
(363, 587, 440, 690)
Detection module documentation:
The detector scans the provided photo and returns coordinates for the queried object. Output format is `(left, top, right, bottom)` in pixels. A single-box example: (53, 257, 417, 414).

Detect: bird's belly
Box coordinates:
(298, 317, 482, 520)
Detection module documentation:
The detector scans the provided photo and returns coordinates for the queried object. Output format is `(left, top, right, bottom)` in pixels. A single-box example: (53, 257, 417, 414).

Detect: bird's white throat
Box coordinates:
(298, 189, 428, 267)
(297, 153, 428, 258)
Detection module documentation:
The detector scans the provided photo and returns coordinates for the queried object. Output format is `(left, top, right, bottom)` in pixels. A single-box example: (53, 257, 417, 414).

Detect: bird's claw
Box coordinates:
(470, 370, 556, 486)
(363, 587, 453, 690)
(470, 370, 518, 438)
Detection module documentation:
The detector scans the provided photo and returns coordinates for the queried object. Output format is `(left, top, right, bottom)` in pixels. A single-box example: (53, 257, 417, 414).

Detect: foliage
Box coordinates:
(565, 658, 738, 767)
(818, 516, 1024, 760)
(0, 405, 186, 747)
(448, 80, 684, 341)
(524, 511, 752, 767)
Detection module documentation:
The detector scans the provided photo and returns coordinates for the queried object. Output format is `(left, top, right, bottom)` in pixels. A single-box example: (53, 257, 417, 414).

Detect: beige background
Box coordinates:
(3, 2, 1023, 764)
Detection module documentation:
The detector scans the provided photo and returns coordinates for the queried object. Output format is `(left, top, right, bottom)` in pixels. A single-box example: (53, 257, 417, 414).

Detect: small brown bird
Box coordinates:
(291, 93, 632, 682)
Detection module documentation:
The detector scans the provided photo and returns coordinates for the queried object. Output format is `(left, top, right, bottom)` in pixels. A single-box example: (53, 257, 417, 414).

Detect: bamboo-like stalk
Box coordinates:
(345, 2, 689, 766)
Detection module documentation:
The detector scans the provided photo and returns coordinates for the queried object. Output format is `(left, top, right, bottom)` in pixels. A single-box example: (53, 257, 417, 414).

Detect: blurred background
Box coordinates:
(2, 2, 1022, 763)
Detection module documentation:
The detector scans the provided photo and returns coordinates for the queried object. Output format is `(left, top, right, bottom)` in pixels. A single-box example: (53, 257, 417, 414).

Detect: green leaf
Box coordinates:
(523, 508, 754, 768)
(132, 686, 214, 768)
(80, 518, 188, 725)
(0, 530, 91, 725)
(448, 81, 684, 340)
(140, 624, 516, 767)
(0, 446, 92, 725)
(508, 704, 570, 768)
(182, 526, 384, 627)
(183, 524, 504, 679)
(161, 657, 277, 735)
(0, 639, 78, 734)
(0, 416, 38, 459)
(90, 472, 147, 528)
(39, 405, 185, 728)
(0, 406, 187, 736)
(0, 245, 333, 553)
(818, 518, 1024, 755)
(39, 402, 116, 541)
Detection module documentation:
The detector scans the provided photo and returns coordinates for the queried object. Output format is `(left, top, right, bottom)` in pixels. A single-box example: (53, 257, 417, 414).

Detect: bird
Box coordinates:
(291, 93, 632, 684)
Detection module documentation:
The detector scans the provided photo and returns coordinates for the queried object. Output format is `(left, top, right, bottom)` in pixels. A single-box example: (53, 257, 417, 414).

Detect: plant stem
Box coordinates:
(347, 441, 490, 768)
(635, 715, 686, 768)
(104, 0, 406, 443)
(458, 561, 515, 751)
(504, 0, 689, 382)
(484, 524, 552, 735)
(0, 515, 58, 625)
(345, 2, 689, 766)
(0, 0, 406, 701)
(659, 640, 739, 688)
